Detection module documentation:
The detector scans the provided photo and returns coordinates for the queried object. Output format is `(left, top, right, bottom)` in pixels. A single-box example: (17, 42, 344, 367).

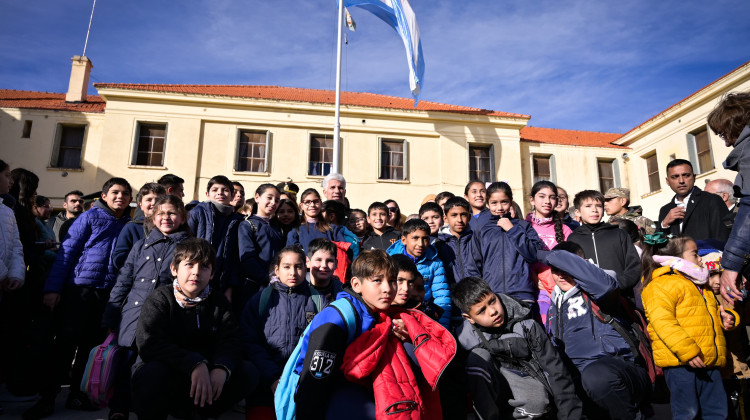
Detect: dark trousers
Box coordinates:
(580, 356, 650, 420)
(42, 285, 109, 397)
(131, 360, 258, 420)
(664, 366, 727, 420)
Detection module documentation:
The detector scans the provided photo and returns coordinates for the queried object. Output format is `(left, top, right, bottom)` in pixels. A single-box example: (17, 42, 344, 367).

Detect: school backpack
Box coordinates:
(274, 298, 358, 420)
(80, 333, 127, 408)
(582, 293, 662, 383)
(257, 283, 324, 317)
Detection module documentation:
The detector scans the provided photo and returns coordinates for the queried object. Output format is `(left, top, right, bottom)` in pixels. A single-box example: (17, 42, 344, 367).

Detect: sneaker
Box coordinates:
(65, 392, 99, 411)
(22, 397, 55, 420)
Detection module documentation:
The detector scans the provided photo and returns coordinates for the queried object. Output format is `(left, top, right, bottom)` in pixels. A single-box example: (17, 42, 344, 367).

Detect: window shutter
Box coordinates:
(686, 133, 699, 172)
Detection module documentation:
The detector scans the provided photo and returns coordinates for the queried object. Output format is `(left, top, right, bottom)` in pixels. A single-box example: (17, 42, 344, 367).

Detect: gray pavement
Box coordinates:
(0, 385, 245, 420)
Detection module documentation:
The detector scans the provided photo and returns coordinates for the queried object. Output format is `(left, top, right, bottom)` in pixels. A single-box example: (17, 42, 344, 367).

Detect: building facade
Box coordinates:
(2, 57, 748, 217)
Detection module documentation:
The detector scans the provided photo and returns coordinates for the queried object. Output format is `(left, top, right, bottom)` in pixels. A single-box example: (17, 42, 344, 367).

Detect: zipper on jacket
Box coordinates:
(591, 232, 600, 265)
(502, 232, 507, 293)
(457, 237, 465, 279)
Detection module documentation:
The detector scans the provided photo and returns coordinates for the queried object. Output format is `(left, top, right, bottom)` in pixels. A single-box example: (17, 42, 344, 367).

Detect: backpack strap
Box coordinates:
(330, 298, 358, 344)
(309, 285, 323, 313)
(258, 285, 274, 318)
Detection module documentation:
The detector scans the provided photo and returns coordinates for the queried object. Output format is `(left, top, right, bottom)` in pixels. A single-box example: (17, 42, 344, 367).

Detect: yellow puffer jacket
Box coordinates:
(642, 266, 738, 368)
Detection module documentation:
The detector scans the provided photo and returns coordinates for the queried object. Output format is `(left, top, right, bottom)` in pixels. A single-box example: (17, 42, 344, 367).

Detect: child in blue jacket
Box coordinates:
(238, 183, 283, 308)
(286, 189, 346, 253)
(187, 175, 243, 299)
(31, 178, 132, 417)
(387, 219, 451, 328)
(241, 246, 322, 412)
(544, 242, 650, 419)
(473, 182, 544, 312)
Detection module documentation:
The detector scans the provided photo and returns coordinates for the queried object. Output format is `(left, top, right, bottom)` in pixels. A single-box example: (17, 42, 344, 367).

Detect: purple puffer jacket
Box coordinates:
(44, 200, 130, 293)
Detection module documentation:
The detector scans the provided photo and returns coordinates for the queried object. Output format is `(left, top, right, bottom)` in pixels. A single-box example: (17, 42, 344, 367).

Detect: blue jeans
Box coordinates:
(664, 366, 727, 420)
(580, 357, 650, 420)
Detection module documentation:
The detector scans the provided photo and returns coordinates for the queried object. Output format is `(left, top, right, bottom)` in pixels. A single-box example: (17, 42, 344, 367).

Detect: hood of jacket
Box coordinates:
(457, 293, 531, 350)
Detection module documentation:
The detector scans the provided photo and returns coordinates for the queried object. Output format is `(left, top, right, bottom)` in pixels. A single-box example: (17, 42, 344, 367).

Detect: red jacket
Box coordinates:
(341, 308, 456, 420)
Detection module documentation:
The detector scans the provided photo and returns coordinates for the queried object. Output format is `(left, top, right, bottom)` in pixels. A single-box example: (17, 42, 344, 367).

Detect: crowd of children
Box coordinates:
(0, 92, 749, 420)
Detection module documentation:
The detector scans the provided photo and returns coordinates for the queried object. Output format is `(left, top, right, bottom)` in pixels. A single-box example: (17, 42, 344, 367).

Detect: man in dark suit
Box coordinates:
(658, 159, 730, 241)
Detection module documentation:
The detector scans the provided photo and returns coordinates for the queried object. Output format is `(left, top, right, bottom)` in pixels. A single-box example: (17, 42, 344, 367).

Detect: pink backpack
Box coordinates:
(80, 333, 126, 408)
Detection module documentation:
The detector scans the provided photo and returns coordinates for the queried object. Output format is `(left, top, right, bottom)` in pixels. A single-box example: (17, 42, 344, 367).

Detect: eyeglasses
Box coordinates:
(302, 199, 322, 206)
(387, 207, 398, 213)
(350, 217, 366, 224)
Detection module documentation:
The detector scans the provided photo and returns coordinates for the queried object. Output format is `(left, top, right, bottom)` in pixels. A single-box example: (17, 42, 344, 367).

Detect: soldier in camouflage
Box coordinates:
(603, 187, 656, 235)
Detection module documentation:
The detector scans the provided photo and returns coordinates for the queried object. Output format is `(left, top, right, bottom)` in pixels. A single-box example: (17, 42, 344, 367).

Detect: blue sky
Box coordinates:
(2, 0, 749, 133)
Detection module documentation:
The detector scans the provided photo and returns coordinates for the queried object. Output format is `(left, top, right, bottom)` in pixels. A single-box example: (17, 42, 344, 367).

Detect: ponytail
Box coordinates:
(552, 210, 565, 245)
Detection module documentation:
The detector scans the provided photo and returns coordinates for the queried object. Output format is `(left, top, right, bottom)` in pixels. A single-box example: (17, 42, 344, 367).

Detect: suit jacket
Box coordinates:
(657, 187, 730, 242)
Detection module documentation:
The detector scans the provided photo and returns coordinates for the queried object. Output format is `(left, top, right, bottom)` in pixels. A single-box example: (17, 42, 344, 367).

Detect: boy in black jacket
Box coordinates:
(132, 238, 257, 420)
(454, 277, 583, 420)
(568, 190, 641, 295)
(362, 201, 401, 250)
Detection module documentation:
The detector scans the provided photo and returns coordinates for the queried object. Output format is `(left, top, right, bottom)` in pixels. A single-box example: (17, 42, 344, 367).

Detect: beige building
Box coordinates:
(2, 56, 748, 218)
(616, 60, 750, 220)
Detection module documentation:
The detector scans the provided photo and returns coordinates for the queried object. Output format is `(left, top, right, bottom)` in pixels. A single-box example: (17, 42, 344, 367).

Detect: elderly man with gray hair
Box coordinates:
(705, 178, 737, 228)
(322, 172, 347, 205)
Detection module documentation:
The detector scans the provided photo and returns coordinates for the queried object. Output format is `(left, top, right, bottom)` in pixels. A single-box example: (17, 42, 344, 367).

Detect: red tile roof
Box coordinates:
(621, 59, 750, 139)
(94, 83, 530, 119)
(0, 89, 105, 113)
(520, 126, 627, 149)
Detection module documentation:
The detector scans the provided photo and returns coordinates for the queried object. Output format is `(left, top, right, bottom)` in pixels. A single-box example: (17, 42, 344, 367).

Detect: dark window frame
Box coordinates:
(132, 122, 167, 167)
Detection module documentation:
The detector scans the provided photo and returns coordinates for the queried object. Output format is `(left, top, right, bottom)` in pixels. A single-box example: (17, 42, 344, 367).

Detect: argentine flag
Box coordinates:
(343, 0, 425, 104)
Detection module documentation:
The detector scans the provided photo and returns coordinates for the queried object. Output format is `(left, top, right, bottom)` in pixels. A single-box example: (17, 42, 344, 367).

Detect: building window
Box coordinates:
(598, 160, 615, 192)
(532, 155, 553, 183)
(645, 153, 660, 193)
(468, 145, 494, 183)
(133, 123, 167, 166)
(236, 130, 269, 172)
(51, 124, 86, 169)
(309, 134, 334, 176)
(687, 128, 714, 174)
(22, 120, 32, 138)
(379, 139, 406, 180)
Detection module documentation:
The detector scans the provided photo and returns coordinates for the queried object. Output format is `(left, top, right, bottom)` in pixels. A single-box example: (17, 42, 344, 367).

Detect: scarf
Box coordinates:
(210, 200, 235, 216)
(172, 279, 211, 308)
(652, 255, 709, 285)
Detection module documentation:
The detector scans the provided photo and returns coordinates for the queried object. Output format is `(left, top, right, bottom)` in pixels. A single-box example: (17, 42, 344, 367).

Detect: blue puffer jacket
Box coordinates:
(44, 200, 130, 293)
(187, 201, 242, 291)
(473, 215, 543, 301)
(102, 229, 191, 347)
(239, 216, 284, 285)
(723, 125, 750, 275)
(387, 240, 451, 328)
(241, 279, 320, 385)
(286, 222, 346, 254)
(436, 231, 483, 286)
(543, 250, 634, 372)
(111, 218, 147, 272)
(468, 207, 491, 233)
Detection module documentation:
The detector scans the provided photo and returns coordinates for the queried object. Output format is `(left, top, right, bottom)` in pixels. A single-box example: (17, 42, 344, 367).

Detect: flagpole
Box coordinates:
(332, 0, 344, 174)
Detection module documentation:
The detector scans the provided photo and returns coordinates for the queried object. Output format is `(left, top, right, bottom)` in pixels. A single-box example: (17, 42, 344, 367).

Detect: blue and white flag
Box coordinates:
(343, 0, 425, 104)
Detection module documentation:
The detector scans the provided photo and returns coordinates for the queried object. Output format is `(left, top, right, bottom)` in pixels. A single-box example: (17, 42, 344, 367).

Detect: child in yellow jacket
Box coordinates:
(641, 233, 739, 419)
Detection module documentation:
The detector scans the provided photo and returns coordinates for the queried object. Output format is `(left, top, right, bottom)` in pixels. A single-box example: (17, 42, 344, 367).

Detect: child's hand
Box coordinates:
(190, 362, 213, 407)
(719, 305, 736, 330)
(687, 354, 706, 369)
(43, 292, 61, 311)
(391, 319, 409, 342)
(497, 218, 514, 232)
(209, 368, 228, 402)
